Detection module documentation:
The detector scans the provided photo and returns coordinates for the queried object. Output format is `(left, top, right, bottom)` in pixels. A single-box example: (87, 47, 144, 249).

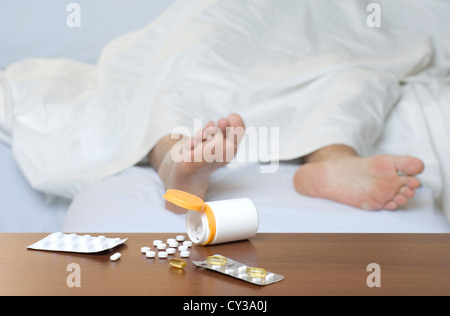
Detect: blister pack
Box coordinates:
(192, 254, 284, 286)
(27, 232, 127, 253)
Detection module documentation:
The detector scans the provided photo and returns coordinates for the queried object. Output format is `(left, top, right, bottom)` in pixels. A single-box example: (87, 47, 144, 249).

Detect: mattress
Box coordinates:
(3, 133, 449, 233)
(61, 162, 450, 233)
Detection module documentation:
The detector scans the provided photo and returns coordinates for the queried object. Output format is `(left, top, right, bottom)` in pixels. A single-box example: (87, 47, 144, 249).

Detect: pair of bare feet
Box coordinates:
(148, 113, 425, 213)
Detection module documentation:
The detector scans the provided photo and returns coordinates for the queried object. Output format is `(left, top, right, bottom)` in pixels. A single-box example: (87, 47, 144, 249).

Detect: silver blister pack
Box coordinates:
(27, 232, 127, 253)
(192, 254, 284, 286)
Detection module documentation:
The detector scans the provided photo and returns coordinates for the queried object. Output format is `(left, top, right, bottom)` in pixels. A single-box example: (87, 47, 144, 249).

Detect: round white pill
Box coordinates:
(63, 234, 77, 243)
(180, 251, 190, 258)
(93, 236, 106, 245)
(166, 238, 176, 244)
(183, 241, 192, 247)
(141, 247, 151, 253)
(146, 251, 156, 258)
(153, 240, 163, 246)
(78, 235, 92, 245)
(166, 248, 176, 255)
(49, 232, 64, 240)
(158, 251, 168, 258)
(168, 241, 179, 248)
(176, 235, 186, 242)
(178, 245, 188, 252)
(110, 252, 121, 261)
(157, 243, 167, 250)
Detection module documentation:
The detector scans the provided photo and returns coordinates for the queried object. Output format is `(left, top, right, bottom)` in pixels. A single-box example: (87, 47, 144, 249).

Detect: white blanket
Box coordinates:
(1, 0, 449, 220)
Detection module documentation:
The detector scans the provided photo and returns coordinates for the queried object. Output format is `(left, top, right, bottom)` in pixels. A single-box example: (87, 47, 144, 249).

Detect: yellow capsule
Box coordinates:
(207, 255, 228, 266)
(169, 258, 186, 269)
(246, 267, 267, 278)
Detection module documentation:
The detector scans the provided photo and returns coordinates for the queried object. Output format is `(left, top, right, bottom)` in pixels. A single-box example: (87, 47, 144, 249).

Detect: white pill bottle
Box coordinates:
(163, 190, 259, 246)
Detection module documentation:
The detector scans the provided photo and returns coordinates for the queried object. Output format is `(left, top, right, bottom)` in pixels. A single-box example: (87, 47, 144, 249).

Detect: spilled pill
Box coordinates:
(157, 243, 167, 250)
(180, 251, 190, 258)
(169, 258, 186, 269)
(110, 252, 121, 261)
(178, 245, 188, 252)
(166, 247, 176, 255)
(153, 240, 162, 246)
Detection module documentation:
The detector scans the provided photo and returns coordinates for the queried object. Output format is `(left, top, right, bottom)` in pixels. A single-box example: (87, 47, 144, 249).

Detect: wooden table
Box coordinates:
(1, 233, 449, 297)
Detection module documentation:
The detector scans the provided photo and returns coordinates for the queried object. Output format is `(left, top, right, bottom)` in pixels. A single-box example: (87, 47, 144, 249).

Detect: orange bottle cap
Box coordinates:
(163, 189, 205, 211)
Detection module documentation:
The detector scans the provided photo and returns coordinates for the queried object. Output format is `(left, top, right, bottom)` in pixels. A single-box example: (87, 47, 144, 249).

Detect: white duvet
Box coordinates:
(0, 0, 449, 220)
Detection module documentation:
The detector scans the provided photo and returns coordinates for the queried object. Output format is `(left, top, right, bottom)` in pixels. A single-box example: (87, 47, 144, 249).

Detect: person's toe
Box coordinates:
(400, 186, 415, 199)
(228, 113, 245, 129)
(393, 156, 425, 176)
(393, 194, 408, 206)
(217, 118, 230, 133)
(384, 201, 398, 210)
(400, 175, 421, 190)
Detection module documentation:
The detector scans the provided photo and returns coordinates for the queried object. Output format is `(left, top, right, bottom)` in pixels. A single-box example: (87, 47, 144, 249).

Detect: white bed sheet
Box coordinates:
(62, 162, 450, 233)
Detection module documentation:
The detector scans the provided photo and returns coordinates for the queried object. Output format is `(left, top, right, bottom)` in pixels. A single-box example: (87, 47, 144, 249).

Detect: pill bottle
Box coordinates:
(163, 189, 259, 246)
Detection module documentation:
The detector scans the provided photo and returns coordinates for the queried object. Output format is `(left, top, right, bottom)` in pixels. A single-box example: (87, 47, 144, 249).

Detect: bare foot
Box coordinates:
(153, 113, 245, 213)
(293, 145, 425, 210)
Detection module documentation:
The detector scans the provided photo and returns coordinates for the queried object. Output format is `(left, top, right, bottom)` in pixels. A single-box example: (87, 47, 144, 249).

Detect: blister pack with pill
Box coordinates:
(27, 232, 127, 253)
(192, 254, 284, 286)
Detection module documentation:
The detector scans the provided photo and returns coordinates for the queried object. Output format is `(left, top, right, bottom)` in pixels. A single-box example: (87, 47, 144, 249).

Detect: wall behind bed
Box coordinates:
(0, 0, 177, 69)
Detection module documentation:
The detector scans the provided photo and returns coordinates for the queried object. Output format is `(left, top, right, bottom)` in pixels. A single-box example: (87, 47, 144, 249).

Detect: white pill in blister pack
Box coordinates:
(27, 232, 127, 254)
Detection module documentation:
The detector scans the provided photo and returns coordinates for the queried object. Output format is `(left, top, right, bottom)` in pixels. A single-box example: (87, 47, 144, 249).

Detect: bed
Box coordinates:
(1, 0, 450, 234)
